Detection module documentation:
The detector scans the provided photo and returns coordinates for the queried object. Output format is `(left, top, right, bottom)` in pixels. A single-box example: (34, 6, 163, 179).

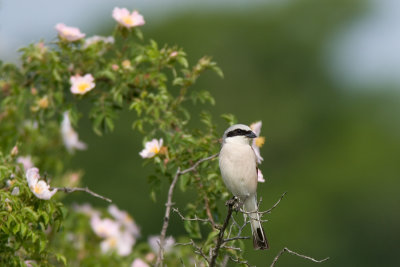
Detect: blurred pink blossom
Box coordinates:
(17, 155, 33, 170)
(257, 168, 265, 183)
(61, 111, 87, 153)
(250, 121, 264, 164)
(70, 74, 95, 95)
(112, 7, 145, 28)
(148, 235, 175, 254)
(55, 23, 85, 41)
(108, 205, 140, 237)
(131, 258, 150, 267)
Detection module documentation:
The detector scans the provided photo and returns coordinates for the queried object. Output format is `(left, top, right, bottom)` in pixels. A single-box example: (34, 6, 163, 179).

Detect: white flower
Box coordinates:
(84, 35, 114, 48)
(108, 205, 140, 237)
(257, 168, 265, 183)
(31, 181, 57, 200)
(61, 111, 87, 153)
(250, 121, 265, 164)
(100, 231, 135, 256)
(112, 7, 145, 28)
(131, 259, 149, 267)
(139, 139, 163, 158)
(17, 156, 33, 170)
(70, 74, 95, 95)
(11, 187, 20, 196)
(90, 215, 120, 238)
(26, 167, 57, 200)
(55, 23, 85, 41)
(148, 235, 175, 254)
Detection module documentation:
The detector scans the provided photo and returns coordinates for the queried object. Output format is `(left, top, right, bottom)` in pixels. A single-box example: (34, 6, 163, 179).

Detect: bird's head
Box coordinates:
(222, 124, 257, 145)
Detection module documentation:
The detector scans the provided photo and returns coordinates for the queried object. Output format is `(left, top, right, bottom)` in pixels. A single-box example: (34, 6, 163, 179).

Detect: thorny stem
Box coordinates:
(155, 153, 218, 267)
(52, 186, 112, 203)
(270, 247, 329, 267)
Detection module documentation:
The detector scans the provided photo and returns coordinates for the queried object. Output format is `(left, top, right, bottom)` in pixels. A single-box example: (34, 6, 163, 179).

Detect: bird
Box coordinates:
(219, 124, 269, 250)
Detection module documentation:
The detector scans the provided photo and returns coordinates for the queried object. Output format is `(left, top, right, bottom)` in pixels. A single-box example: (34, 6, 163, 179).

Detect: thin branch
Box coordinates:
(228, 256, 253, 267)
(156, 167, 181, 267)
(172, 208, 213, 224)
(175, 239, 210, 264)
(270, 247, 329, 267)
(223, 236, 250, 243)
(52, 186, 112, 203)
(155, 153, 218, 267)
(260, 192, 287, 215)
(179, 154, 219, 175)
(240, 192, 287, 216)
(209, 197, 236, 267)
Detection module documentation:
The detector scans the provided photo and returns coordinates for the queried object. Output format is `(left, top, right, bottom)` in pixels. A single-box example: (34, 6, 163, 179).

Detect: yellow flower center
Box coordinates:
(124, 215, 133, 223)
(255, 137, 265, 148)
(150, 146, 160, 154)
(38, 96, 49, 109)
(108, 237, 118, 248)
(34, 185, 44, 194)
(122, 16, 134, 26)
(78, 82, 90, 92)
(122, 60, 131, 68)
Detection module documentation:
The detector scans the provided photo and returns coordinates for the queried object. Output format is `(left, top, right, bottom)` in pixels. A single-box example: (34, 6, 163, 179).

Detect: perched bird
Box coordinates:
(219, 124, 269, 250)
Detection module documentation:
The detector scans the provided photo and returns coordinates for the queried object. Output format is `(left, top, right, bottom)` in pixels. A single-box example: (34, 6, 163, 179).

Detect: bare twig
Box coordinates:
(223, 236, 251, 243)
(52, 186, 112, 202)
(175, 239, 210, 264)
(209, 197, 236, 267)
(240, 192, 287, 216)
(179, 154, 219, 175)
(270, 247, 329, 267)
(260, 192, 287, 215)
(155, 153, 218, 267)
(172, 208, 213, 225)
(228, 256, 253, 267)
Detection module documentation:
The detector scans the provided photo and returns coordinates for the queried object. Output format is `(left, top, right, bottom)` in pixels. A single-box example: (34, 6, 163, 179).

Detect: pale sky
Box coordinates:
(1, 0, 400, 88)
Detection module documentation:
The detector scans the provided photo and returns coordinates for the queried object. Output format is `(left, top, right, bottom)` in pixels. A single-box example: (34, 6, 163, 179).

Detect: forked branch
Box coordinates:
(270, 247, 329, 267)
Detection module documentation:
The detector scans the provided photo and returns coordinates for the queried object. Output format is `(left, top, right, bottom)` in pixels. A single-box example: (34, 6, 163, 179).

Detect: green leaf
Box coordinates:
(184, 220, 202, 239)
(56, 253, 67, 266)
(179, 173, 190, 192)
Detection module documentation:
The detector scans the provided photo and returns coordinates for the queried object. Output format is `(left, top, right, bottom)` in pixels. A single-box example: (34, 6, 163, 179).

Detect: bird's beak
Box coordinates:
(246, 131, 257, 138)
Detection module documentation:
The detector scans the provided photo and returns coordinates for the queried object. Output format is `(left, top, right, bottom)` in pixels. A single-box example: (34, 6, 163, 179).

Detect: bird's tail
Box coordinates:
(244, 196, 269, 250)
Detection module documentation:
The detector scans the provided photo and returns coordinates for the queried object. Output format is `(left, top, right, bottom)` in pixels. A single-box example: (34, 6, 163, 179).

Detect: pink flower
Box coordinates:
(170, 51, 178, 58)
(17, 156, 33, 170)
(108, 205, 140, 237)
(139, 139, 163, 158)
(100, 231, 135, 256)
(257, 168, 265, 183)
(61, 112, 87, 153)
(131, 259, 149, 267)
(112, 7, 145, 28)
(90, 216, 120, 238)
(84, 35, 114, 48)
(148, 235, 175, 254)
(250, 121, 264, 164)
(70, 74, 95, 95)
(55, 23, 85, 41)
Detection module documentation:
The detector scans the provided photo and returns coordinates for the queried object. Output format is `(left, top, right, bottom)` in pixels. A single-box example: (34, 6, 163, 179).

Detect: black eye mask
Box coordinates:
(226, 129, 255, 138)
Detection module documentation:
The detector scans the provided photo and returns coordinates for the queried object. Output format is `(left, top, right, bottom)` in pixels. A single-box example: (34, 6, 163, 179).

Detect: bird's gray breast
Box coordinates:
(219, 143, 258, 197)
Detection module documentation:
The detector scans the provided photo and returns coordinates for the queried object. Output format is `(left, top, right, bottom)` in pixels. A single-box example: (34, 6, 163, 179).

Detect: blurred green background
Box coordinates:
(4, 0, 400, 266)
